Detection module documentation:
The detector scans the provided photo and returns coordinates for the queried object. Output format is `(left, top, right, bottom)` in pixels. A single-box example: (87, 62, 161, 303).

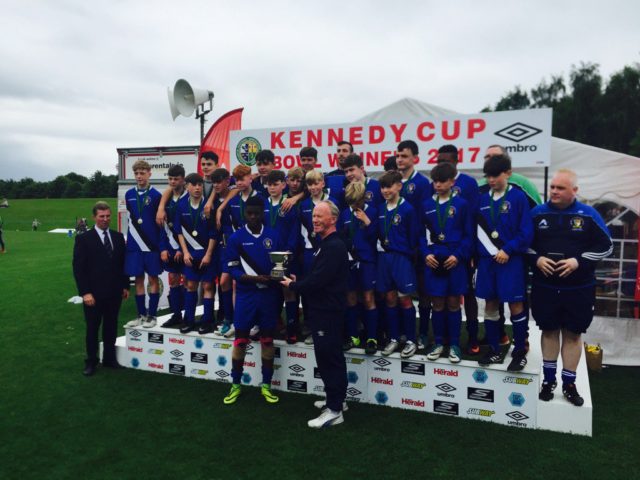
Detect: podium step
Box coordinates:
(113, 310, 592, 436)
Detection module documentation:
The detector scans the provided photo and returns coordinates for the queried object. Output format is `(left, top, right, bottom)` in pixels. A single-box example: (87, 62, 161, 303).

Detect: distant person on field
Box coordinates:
(0, 216, 5, 253)
(32, 218, 40, 231)
(73, 201, 129, 376)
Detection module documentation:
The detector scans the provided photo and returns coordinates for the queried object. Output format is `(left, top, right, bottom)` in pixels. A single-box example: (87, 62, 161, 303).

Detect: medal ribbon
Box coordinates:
(270, 195, 285, 228)
(383, 199, 401, 243)
(136, 187, 149, 221)
(190, 199, 204, 233)
(435, 193, 453, 239)
(489, 186, 510, 232)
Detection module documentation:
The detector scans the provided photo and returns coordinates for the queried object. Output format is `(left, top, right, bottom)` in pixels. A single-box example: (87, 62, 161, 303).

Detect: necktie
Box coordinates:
(103, 230, 113, 257)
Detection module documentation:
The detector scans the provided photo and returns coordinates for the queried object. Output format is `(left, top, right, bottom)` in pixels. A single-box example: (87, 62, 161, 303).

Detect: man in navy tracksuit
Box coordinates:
(529, 169, 612, 406)
(281, 200, 349, 428)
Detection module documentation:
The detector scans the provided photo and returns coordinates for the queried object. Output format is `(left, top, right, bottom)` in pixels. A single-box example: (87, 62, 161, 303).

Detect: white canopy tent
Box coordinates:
(357, 98, 640, 365)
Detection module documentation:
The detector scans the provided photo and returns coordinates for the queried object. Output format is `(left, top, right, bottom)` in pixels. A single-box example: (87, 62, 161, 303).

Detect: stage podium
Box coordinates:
(114, 310, 592, 436)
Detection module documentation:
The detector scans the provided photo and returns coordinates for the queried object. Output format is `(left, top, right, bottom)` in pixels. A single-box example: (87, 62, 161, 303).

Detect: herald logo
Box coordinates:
(370, 376, 393, 385)
(147, 362, 164, 370)
(401, 398, 425, 407)
(128, 346, 143, 352)
(169, 337, 185, 345)
(271, 380, 281, 386)
(434, 368, 458, 377)
(287, 351, 307, 359)
(243, 361, 256, 368)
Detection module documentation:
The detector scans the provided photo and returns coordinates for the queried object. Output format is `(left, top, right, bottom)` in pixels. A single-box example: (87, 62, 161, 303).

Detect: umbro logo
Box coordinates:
(494, 123, 542, 143)
(373, 358, 391, 368)
(436, 383, 456, 393)
(538, 218, 549, 229)
(506, 411, 529, 422)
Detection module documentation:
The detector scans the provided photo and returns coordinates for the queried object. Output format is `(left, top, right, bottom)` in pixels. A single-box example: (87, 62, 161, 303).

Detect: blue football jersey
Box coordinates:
(363, 177, 384, 207)
(338, 203, 378, 263)
(224, 225, 281, 293)
(377, 198, 419, 257)
(125, 186, 162, 252)
(173, 196, 217, 259)
(400, 170, 432, 213)
(419, 194, 473, 261)
(263, 195, 300, 254)
(476, 186, 533, 258)
(159, 190, 188, 253)
(228, 189, 265, 231)
(452, 172, 480, 214)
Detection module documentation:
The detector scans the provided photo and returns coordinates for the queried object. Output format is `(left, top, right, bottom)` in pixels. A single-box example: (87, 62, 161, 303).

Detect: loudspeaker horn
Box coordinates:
(173, 79, 214, 117)
(167, 86, 180, 121)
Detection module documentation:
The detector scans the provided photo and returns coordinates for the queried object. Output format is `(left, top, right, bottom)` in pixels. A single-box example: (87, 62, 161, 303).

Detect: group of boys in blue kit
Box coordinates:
(123, 137, 610, 409)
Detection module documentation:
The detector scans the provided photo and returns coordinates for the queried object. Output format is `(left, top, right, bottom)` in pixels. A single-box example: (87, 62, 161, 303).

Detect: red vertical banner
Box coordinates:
(199, 108, 243, 172)
(635, 218, 640, 318)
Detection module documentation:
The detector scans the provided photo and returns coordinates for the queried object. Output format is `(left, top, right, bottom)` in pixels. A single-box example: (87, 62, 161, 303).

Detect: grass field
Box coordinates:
(1, 199, 639, 480)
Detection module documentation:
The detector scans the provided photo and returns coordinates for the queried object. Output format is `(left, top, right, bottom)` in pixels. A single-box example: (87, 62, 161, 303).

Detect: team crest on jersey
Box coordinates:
(447, 206, 456, 218)
(365, 191, 373, 202)
(570, 216, 584, 231)
(200, 212, 207, 220)
(263, 238, 273, 249)
(452, 186, 461, 195)
(278, 208, 286, 217)
(144, 196, 151, 206)
(500, 201, 511, 213)
(406, 183, 416, 194)
(392, 214, 402, 225)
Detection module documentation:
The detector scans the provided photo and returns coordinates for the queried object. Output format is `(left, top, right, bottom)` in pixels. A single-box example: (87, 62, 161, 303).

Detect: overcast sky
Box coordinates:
(0, 0, 638, 180)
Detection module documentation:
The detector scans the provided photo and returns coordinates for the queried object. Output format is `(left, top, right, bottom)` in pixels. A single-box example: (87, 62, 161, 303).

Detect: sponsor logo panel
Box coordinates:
(433, 400, 459, 416)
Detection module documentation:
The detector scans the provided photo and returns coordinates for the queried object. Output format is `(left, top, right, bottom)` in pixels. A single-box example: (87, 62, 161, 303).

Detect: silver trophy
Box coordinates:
(269, 251, 291, 279)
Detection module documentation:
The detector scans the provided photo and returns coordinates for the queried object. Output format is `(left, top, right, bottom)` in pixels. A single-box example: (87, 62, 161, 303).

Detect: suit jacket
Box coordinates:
(73, 228, 129, 300)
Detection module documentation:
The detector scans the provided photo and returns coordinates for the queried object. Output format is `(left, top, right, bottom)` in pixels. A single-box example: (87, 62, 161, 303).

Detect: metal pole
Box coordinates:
(543, 166, 549, 202)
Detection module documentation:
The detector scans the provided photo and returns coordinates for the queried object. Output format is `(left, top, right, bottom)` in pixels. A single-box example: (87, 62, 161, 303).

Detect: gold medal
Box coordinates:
(192, 230, 198, 237)
(491, 230, 499, 239)
(137, 218, 143, 225)
(438, 233, 445, 241)
(383, 238, 389, 246)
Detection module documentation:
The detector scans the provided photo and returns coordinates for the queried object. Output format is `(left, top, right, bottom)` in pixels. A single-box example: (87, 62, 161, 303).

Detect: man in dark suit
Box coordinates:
(73, 201, 130, 376)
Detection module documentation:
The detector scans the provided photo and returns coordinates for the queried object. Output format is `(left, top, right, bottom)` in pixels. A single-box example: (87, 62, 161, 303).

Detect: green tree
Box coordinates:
(600, 64, 640, 153)
(493, 86, 530, 111)
(48, 176, 70, 198)
(64, 181, 83, 198)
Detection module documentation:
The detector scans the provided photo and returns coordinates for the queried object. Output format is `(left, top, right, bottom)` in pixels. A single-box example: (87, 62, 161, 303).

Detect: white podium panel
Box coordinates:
(115, 314, 592, 436)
